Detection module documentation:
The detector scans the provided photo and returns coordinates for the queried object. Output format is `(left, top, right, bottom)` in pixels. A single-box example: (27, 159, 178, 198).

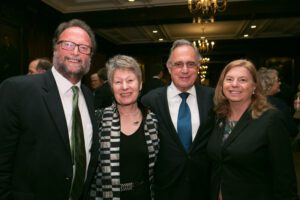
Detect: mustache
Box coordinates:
(64, 56, 82, 62)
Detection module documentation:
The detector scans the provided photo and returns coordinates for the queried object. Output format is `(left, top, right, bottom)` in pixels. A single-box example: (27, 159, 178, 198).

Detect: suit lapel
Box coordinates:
(42, 71, 70, 153)
(191, 85, 212, 150)
(161, 87, 186, 151)
(81, 85, 98, 154)
(222, 110, 252, 148)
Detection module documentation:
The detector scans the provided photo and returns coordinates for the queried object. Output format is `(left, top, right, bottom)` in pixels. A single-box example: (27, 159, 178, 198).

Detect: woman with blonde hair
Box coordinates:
(207, 59, 298, 200)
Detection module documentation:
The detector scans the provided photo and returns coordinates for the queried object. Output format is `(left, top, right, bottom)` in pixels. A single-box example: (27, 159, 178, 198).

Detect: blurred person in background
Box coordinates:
(258, 67, 298, 137)
(28, 57, 52, 74)
(93, 67, 113, 109)
(89, 72, 103, 95)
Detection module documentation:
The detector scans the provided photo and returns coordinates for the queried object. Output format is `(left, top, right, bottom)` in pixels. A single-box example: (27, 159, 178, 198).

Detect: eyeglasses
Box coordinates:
(57, 40, 92, 55)
(171, 61, 198, 69)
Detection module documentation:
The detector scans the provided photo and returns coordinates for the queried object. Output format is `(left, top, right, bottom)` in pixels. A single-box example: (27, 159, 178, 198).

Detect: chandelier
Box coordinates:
(193, 37, 215, 53)
(198, 57, 210, 84)
(188, 0, 227, 23)
(193, 27, 215, 54)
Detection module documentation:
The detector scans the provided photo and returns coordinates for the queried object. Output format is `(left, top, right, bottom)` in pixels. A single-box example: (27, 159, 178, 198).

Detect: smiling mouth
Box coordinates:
(120, 93, 131, 97)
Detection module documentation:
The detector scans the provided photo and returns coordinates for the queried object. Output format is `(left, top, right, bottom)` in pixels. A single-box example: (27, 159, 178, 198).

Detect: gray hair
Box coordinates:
(106, 55, 142, 86)
(257, 67, 279, 95)
(167, 39, 201, 66)
(52, 19, 96, 55)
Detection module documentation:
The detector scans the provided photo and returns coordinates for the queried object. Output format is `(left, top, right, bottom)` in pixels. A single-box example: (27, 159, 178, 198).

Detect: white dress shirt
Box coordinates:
(167, 82, 200, 141)
(51, 67, 93, 175)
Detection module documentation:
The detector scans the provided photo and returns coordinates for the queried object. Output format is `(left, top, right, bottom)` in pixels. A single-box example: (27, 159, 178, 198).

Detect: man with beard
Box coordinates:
(0, 19, 99, 200)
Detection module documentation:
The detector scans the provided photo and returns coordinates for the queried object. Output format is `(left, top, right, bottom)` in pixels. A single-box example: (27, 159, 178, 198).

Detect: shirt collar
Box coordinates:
(168, 82, 196, 99)
(51, 67, 81, 95)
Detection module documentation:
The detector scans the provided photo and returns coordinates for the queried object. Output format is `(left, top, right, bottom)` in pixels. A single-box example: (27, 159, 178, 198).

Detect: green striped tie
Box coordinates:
(70, 86, 86, 200)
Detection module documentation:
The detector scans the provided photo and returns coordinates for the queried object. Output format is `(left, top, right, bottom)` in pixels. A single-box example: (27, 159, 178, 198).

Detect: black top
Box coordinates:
(120, 121, 150, 200)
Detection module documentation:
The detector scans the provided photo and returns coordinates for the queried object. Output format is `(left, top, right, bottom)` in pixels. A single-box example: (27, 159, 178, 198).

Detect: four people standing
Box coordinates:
(0, 19, 99, 199)
(141, 39, 215, 200)
(0, 15, 298, 200)
(207, 59, 298, 200)
(89, 55, 159, 200)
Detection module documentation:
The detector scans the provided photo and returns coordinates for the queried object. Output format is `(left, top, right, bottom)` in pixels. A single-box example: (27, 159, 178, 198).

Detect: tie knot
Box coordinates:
(71, 86, 79, 95)
(179, 92, 189, 100)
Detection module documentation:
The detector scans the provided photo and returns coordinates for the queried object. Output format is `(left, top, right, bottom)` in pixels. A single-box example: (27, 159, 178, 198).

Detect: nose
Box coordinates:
(181, 65, 188, 73)
(231, 79, 239, 86)
(121, 81, 128, 90)
(72, 46, 79, 54)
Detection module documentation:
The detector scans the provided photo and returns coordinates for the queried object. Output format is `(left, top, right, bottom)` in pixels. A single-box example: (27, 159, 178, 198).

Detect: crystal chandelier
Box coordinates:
(193, 37, 215, 53)
(193, 27, 215, 54)
(188, 0, 227, 23)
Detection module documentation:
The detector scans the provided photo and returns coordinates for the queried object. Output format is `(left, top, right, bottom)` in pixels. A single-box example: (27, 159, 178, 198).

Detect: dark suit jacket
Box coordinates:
(207, 109, 298, 200)
(141, 84, 215, 200)
(0, 71, 99, 200)
(141, 77, 164, 97)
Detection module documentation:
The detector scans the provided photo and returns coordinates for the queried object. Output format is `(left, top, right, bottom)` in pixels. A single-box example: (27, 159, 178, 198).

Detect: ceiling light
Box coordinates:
(251, 25, 256, 29)
(153, 30, 158, 33)
(243, 34, 249, 38)
(188, 0, 227, 23)
(128, 0, 135, 2)
(158, 38, 164, 41)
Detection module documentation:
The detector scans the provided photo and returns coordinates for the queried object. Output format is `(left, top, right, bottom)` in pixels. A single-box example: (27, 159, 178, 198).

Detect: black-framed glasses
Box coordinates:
(57, 40, 92, 55)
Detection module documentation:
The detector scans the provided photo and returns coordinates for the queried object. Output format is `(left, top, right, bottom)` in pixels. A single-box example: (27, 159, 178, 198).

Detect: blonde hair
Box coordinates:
(214, 59, 272, 119)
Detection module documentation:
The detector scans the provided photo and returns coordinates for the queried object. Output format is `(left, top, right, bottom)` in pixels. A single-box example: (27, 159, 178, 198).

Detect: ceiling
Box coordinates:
(40, 0, 300, 47)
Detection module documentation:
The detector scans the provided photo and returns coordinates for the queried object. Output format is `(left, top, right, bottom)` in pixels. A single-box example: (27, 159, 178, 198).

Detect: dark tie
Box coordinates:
(70, 86, 86, 200)
(177, 92, 192, 152)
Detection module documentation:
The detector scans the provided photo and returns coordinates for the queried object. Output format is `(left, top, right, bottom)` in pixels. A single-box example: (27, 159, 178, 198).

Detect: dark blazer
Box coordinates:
(141, 77, 164, 97)
(0, 70, 99, 200)
(207, 109, 298, 200)
(141, 84, 215, 200)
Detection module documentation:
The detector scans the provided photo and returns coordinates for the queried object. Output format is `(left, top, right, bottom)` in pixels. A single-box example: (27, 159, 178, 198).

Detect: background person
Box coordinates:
(141, 66, 165, 97)
(141, 39, 215, 200)
(207, 59, 298, 200)
(0, 19, 99, 200)
(89, 55, 159, 200)
(28, 57, 52, 74)
(258, 67, 298, 137)
(93, 67, 113, 109)
(89, 72, 103, 94)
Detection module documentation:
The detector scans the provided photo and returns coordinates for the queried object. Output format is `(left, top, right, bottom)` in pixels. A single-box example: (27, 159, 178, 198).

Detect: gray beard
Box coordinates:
(52, 53, 91, 80)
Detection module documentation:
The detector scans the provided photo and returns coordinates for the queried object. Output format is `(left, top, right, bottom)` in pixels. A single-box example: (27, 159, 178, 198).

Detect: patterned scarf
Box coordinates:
(89, 102, 159, 200)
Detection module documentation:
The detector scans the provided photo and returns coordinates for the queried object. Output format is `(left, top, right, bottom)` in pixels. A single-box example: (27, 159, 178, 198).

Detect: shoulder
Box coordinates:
(195, 84, 215, 95)
(0, 73, 48, 94)
(257, 108, 286, 126)
(141, 86, 166, 105)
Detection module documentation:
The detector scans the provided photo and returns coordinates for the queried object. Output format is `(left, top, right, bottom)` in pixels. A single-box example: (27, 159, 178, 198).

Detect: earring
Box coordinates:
(252, 90, 255, 95)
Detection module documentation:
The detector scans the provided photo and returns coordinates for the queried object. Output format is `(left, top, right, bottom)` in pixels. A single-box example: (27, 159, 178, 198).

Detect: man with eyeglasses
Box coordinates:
(0, 19, 99, 200)
(141, 39, 214, 200)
